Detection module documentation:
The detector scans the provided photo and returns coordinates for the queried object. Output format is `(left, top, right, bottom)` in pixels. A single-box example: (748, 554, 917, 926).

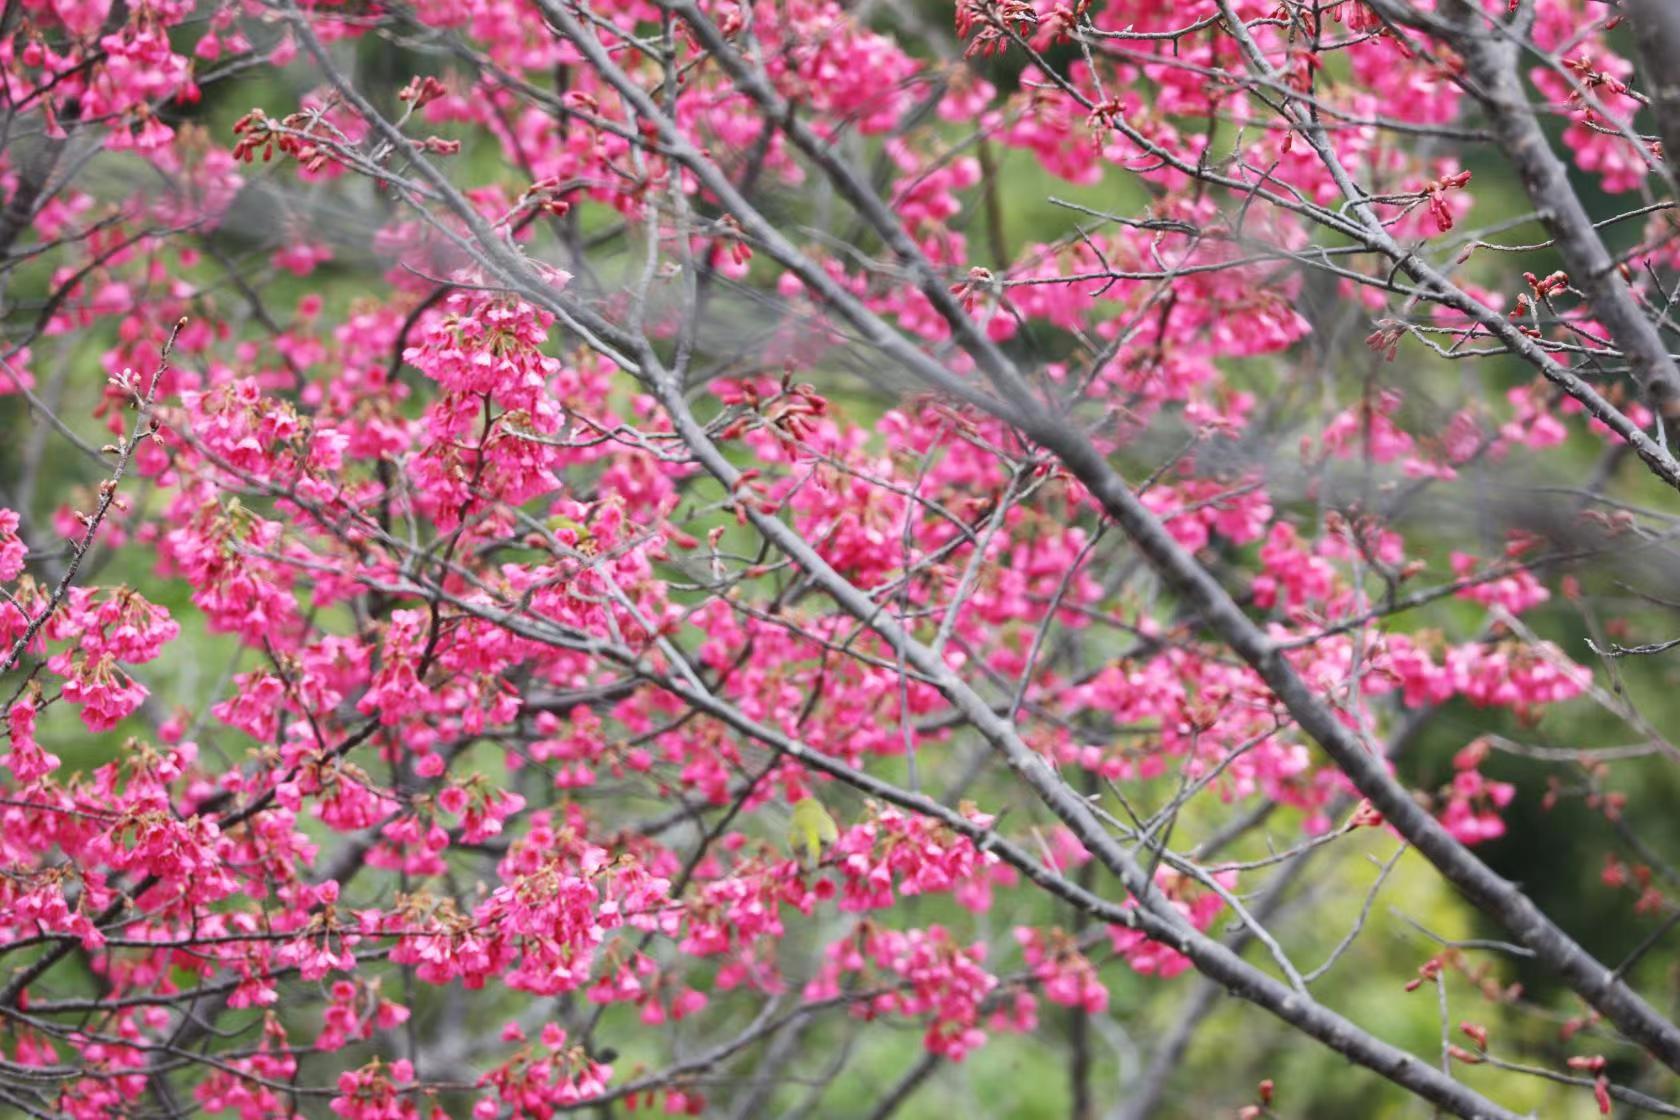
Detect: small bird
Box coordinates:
(787, 797, 839, 868)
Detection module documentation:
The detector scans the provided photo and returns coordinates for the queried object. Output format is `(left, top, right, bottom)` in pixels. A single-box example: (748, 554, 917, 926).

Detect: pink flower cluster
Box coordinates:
(806, 924, 1001, 1061)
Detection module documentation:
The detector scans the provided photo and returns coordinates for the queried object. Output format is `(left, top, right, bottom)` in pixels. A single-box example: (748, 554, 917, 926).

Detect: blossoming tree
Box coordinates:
(4, 0, 1680, 1115)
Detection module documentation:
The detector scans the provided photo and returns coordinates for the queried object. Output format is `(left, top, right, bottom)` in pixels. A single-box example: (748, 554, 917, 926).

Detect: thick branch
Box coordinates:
(1437, 1, 1680, 416)
(634, 0, 1680, 1072)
